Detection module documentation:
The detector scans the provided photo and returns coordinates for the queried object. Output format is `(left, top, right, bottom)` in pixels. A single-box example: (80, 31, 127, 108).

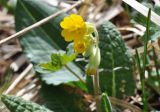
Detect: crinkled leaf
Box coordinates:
(87, 21, 136, 98)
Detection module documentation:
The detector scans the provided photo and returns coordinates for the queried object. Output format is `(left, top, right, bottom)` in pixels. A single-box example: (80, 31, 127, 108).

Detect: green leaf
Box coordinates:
(87, 21, 136, 98)
(40, 62, 61, 71)
(51, 53, 63, 67)
(40, 51, 76, 71)
(15, 0, 85, 85)
(1, 95, 53, 112)
(40, 83, 86, 112)
(101, 93, 113, 112)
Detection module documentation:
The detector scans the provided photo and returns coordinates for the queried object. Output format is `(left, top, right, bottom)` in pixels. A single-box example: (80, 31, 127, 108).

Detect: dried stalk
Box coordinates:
(109, 97, 142, 112)
(92, 72, 101, 112)
(79, 0, 93, 17)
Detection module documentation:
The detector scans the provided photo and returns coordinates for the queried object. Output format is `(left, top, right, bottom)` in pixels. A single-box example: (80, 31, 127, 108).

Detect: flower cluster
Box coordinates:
(60, 14, 93, 54)
(60, 14, 100, 75)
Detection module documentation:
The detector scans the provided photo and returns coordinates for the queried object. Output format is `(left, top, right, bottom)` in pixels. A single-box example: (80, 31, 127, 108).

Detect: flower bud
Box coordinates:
(86, 47, 101, 75)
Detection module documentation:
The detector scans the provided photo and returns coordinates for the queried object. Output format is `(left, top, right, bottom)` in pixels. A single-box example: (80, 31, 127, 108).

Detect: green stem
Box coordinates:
(92, 27, 101, 112)
(111, 50, 116, 97)
(93, 71, 101, 112)
(135, 49, 147, 112)
(65, 65, 86, 85)
(141, 8, 151, 112)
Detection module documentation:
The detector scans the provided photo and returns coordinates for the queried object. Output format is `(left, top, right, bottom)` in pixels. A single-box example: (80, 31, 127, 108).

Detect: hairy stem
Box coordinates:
(93, 71, 101, 112)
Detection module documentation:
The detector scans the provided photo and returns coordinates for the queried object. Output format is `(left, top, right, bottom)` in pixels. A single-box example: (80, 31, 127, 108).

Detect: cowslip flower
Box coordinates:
(60, 14, 87, 42)
(74, 40, 86, 54)
(74, 35, 93, 54)
(60, 14, 96, 55)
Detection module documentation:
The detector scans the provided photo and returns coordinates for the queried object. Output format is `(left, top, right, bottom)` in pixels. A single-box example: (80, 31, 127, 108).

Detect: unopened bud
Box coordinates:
(86, 47, 101, 75)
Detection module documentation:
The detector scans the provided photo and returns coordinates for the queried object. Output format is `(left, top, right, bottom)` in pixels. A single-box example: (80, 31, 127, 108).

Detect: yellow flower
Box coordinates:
(60, 14, 87, 42)
(74, 40, 86, 53)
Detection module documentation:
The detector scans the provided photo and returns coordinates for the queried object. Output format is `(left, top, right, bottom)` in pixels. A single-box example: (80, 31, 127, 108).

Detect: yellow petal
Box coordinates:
(70, 14, 85, 26)
(60, 14, 87, 42)
(74, 28, 86, 39)
(60, 17, 74, 29)
(74, 40, 86, 53)
(70, 14, 83, 22)
(61, 30, 74, 42)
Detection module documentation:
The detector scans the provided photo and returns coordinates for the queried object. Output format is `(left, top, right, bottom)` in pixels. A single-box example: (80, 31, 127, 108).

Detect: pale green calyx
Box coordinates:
(86, 22, 95, 35)
(86, 46, 101, 75)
